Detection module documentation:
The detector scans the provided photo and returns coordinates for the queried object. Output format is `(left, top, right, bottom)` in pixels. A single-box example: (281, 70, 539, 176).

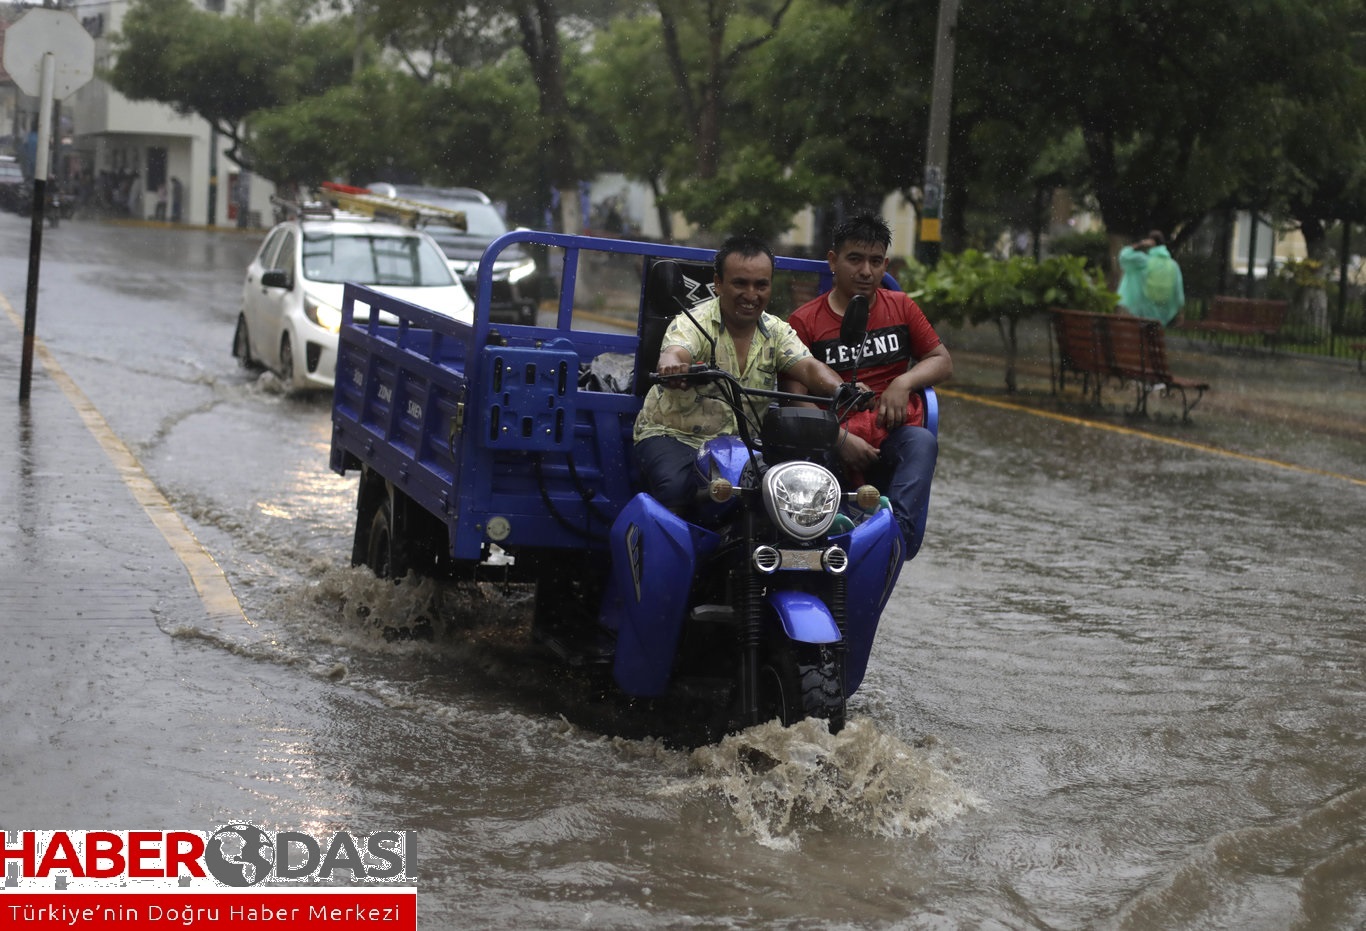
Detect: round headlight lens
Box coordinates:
(762, 461, 841, 540)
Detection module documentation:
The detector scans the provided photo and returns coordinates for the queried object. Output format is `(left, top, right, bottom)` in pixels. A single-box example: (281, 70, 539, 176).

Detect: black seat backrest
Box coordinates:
(635, 258, 715, 396)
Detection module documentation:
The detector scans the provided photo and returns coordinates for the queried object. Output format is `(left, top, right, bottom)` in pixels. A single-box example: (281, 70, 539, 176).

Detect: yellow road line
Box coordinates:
(2, 294, 253, 630)
(937, 387, 1366, 487)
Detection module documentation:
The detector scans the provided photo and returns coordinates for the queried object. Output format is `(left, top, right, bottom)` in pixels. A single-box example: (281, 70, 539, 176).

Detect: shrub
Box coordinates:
(898, 251, 1117, 391)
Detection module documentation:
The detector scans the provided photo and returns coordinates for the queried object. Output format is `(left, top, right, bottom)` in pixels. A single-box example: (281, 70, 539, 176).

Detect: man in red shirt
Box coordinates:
(787, 215, 953, 556)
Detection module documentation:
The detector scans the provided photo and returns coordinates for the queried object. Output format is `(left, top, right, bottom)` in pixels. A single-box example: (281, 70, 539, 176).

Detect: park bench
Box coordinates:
(1050, 308, 1210, 421)
(1175, 295, 1288, 348)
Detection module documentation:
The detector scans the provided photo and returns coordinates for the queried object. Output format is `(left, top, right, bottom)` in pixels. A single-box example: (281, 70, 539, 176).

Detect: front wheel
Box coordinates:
(757, 641, 846, 734)
(232, 313, 260, 369)
(278, 332, 296, 388)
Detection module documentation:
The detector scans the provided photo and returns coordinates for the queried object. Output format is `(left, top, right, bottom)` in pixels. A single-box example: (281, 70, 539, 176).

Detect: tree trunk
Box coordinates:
(649, 176, 673, 242)
(514, 0, 578, 229)
(1294, 219, 1331, 339)
(996, 314, 1020, 393)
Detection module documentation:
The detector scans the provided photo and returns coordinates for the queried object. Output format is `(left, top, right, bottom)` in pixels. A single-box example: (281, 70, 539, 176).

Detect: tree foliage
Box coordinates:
(903, 251, 1116, 390)
(107, 0, 1366, 257)
(109, 0, 354, 172)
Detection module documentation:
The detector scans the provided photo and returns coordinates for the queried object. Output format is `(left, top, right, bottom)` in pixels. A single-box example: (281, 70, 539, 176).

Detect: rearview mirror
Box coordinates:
(261, 269, 291, 290)
(646, 260, 685, 317)
(841, 294, 869, 347)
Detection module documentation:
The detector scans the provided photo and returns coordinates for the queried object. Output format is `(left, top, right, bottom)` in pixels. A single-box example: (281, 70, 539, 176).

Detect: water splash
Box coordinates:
(673, 717, 979, 849)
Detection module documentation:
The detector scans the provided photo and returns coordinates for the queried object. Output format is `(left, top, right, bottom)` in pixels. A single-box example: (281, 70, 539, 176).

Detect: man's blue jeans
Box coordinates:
(864, 425, 938, 558)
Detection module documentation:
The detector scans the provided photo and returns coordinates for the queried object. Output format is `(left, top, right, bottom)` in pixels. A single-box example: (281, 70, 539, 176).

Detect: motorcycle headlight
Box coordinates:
(762, 461, 841, 541)
(304, 295, 342, 333)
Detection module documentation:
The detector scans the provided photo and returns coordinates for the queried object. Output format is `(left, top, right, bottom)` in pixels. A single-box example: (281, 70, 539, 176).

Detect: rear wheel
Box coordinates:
(362, 495, 408, 580)
(757, 641, 846, 734)
(353, 477, 448, 582)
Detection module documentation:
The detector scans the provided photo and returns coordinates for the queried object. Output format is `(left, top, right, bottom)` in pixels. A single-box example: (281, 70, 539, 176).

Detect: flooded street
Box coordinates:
(1, 215, 1363, 929)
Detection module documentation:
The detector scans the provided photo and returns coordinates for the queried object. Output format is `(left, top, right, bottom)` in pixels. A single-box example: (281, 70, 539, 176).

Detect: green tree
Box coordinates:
(651, 0, 801, 237)
(574, 13, 684, 238)
(109, 0, 354, 175)
(247, 69, 426, 187)
(741, 0, 932, 244)
(904, 251, 1116, 391)
(358, 0, 641, 230)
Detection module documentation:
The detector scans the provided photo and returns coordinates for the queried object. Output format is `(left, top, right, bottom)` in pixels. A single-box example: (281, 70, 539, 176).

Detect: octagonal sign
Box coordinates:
(3, 8, 95, 99)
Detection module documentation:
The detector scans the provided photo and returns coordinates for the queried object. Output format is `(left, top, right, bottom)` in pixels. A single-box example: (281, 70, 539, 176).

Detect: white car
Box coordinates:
(233, 214, 474, 389)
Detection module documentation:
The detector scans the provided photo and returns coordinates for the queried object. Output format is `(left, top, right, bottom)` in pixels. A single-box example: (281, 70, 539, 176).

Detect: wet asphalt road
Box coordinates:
(0, 213, 1363, 929)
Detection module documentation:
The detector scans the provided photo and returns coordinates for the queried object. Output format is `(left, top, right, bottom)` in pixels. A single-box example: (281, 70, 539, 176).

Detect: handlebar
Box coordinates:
(647, 365, 874, 418)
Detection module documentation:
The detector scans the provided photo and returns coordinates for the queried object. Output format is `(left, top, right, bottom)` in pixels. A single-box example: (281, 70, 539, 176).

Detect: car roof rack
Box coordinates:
(269, 195, 335, 220)
(318, 182, 468, 232)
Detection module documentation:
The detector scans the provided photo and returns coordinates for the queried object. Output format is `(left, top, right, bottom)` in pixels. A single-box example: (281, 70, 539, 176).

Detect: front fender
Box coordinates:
(604, 493, 719, 697)
(766, 589, 840, 644)
(841, 508, 906, 693)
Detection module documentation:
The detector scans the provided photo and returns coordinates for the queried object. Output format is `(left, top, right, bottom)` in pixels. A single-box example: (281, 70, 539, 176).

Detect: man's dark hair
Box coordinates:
(714, 234, 774, 280)
(1147, 229, 1166, 246)
(831, 214, 892, 253)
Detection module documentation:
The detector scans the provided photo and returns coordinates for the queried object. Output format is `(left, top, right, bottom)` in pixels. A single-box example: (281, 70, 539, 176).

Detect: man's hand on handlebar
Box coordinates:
(654, 347, 707, 390)
(833, 381, 876, 416)
(656, 359, 698, 390)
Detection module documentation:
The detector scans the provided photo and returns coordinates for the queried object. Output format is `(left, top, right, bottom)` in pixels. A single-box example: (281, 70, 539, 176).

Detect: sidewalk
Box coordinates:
(0, 306, 246, 642)
(937, 317, 1366, 484)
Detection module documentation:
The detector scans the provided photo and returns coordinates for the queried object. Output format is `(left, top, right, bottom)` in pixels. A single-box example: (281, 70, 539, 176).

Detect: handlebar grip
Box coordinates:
(647, 364, 718, 386)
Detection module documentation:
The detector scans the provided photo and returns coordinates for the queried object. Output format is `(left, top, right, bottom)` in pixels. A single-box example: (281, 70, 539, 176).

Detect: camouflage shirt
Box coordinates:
(633, 297, 812, 448)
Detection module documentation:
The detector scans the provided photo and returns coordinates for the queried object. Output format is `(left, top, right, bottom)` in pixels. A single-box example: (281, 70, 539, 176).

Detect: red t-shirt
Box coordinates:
(788, 288, 942, 436)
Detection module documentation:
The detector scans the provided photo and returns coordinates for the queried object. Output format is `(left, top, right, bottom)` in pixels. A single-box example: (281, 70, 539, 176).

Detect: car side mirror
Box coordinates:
(261, 269, 291, 289)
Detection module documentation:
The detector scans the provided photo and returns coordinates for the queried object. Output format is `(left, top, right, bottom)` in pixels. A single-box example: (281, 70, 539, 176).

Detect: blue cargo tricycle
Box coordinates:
(329, 232, 937, 740)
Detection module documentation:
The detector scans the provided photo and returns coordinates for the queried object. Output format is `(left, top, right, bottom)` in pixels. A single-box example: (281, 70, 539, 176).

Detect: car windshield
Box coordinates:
(457, 203, 509, 238)
(302, 232, 455, 287)
(414, 199, 507, 239)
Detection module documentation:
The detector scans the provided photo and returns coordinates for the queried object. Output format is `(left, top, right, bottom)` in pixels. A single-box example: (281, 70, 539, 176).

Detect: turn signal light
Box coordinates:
(709, 477, 735, 502)
(855, 484, 881, 512)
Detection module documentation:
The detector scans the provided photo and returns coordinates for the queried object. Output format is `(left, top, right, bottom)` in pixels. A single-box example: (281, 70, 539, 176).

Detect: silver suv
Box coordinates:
(370, 184, 539, 326)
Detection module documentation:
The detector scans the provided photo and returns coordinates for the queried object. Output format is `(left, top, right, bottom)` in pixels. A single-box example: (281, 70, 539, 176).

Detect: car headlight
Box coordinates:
(504, 258, 538, 283)
(762, 461, 841, 541)
(304, 295, 342, 333)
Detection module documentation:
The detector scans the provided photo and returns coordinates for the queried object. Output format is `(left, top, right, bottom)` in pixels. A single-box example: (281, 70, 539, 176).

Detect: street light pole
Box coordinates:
(916, 0, 959, 266)
(208, 123, 218, 227)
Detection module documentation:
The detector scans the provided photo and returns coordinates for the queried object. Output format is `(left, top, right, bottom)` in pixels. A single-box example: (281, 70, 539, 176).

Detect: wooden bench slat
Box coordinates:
(1049, 308, 1208, 421)
(1175, 296, 1287, 342)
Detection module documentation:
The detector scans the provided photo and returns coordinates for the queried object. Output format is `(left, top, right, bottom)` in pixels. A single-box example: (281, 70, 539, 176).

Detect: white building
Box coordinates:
(28, 0, 274, 226)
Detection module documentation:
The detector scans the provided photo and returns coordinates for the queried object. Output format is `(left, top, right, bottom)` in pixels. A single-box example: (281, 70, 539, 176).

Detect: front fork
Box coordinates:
(741, 508, 762, 727)
(738, 512, 849, 728)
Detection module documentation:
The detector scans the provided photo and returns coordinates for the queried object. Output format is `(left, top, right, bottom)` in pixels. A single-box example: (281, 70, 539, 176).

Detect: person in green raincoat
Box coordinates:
(1117, 230, 1185, 326)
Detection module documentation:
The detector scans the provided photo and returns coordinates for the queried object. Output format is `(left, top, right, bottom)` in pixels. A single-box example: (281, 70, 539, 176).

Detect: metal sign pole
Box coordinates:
(18, 53, 55, 403)
(5, 7, 96, 402)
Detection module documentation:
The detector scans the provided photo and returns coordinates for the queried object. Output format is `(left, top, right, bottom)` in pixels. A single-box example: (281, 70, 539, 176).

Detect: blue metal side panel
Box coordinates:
(331, 286, 474, 540)
(607, 493, 719, 697)
(840, 508, 906, 694)
(766, 590, 841, 644)
(478, 341, 578, 451)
